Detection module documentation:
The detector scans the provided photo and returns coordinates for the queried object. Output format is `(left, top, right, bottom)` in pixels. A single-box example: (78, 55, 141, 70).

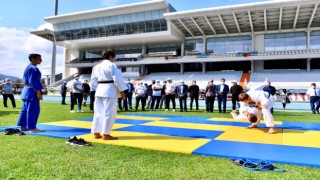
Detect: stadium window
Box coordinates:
(160, 19, 167, 31)
(145, 20, 153, 32)
(310, 31, 320, 49)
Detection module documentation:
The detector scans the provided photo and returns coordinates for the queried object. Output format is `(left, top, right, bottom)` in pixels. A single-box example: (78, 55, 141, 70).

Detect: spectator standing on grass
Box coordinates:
(177, 80, 188, 112)
(216, 78, 229, 113)
(150, 80, 163, 111)
(146, 81, 154, 109)
(188, 80, 199, 111)
(0, 78, 16, 108)
(70, 74, 84, 113)
(280, 89, 291, 109)
(205, 80, 216, 113)
(82, 80, 90, 106)
(230, 80, 243, 110)
(159, 81, 167, 109)
(165, 78, 176, 112)
(135, 82, 146, 111)
(125, 78, 134, 110)
(60, 81, 68, 105)
(306, 83, 320, 114)
(89, 82, 97, 113)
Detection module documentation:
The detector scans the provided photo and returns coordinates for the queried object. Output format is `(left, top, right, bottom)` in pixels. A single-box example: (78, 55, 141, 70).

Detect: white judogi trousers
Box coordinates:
(253, 97, 275, 127)
(91, 97, 117, 134)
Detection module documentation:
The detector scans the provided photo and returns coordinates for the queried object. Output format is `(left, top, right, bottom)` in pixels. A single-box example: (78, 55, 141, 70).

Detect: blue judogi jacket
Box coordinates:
(21, 63, 43, 100)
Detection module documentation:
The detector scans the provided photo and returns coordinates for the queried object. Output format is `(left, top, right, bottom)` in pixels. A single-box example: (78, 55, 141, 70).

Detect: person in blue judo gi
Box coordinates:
(17, 54, 45, 133)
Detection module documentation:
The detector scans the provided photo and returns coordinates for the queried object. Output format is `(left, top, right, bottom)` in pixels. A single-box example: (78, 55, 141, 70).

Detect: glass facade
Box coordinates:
(265, 32, 307, 51)
(148, 43, 180, 54)
(207, 36, 252, 53)
(185, 39, 204, 53)
(310, 31, 320, 49)
(54, 9, 168, 41)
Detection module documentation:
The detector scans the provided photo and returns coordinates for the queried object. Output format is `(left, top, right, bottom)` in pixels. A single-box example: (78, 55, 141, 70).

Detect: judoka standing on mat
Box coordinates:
(90, 50, 127, 140)
(238, 78, 276, 134)
(17, 54, 45, 133)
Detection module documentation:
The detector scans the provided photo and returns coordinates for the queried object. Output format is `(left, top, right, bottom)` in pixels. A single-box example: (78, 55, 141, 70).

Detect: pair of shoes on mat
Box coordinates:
(66, 136, 92, 147)
(4, 128, 25, 136)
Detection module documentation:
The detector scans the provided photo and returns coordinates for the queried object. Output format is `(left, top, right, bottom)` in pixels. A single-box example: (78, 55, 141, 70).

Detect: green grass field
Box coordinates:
(1, 99, 320, 179)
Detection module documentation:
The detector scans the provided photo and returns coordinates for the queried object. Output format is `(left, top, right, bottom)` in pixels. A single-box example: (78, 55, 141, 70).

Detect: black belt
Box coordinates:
(98, 80, 114, 84)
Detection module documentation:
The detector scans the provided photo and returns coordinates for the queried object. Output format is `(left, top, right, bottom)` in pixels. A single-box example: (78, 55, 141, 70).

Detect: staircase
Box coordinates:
(240, 73, 251, 88)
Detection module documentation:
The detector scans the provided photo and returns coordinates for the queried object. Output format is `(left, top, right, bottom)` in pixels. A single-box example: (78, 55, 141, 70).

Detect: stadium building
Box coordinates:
(32, 0, 320, 93)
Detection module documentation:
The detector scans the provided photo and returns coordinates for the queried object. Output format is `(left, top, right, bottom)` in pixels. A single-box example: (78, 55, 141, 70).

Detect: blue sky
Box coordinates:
(0, 0, 274, 78)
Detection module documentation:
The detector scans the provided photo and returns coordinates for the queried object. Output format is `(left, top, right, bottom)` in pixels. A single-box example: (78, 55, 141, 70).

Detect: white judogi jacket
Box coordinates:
(231, 102, 259, 120)
(246, 83, 272, 108)
(90, 60, 127, 98)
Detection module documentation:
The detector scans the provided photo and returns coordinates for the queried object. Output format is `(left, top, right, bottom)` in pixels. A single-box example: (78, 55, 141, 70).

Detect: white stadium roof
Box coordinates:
(164, 0, 320, 37)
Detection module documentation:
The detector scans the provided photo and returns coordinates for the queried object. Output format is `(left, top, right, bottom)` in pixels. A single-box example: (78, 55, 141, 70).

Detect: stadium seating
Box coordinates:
(250, 70, 320, 89)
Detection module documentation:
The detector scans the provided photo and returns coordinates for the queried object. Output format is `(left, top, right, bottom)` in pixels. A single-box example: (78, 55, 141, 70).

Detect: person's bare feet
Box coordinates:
(30, 129, 46, 133)
(94, 133, 102, 139)
(103, 134, 119, 140)
(248, 124, 258, 129)
(21, 126, 29, 131)
(268, 127, 276, 134)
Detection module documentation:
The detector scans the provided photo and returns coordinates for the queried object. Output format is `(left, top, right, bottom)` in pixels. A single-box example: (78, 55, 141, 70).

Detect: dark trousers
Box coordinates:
(136, 96, 146, 111)
(17, 98, 40, 129)
(231, 98, 238, 110)
(3, 94, 16, 108)
(217, 95, 227, 113)
(159, 94, 166, 109)
(61, 93, 66, 104)
(190, 95, 199, 110)
(310, 96, 320, 113)
(165, 94, 176, 110)
(206, 96, 215, 112)
(118, 98, 128, 110)
(71, 93, 83, 111)
(90, 91, 95, 111)
(126, 93, 133, 108)
(150, 96, 161, 110)
(179, 96, 187, 112)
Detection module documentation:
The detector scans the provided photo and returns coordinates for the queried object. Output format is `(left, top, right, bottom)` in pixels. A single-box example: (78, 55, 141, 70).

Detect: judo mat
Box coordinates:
(3, 114, 320, 168)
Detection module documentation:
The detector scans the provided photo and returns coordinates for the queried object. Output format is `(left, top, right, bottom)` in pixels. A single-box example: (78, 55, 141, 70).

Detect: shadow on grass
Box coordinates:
(0, 111, 20, 116)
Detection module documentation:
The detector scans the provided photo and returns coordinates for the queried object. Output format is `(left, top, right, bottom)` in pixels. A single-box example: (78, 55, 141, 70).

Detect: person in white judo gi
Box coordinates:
(230, 102, 261, 123)
(90, 50, 127, 140)
(238, 78, 276, 134)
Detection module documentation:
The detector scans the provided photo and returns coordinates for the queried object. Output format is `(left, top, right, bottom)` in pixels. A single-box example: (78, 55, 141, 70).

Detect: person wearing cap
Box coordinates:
(230, 80, 243, 111)
(205, 80, 216, 113)
(134, 82, 146, 111)
(0, 78, 16, 108)
(263, 81, 276, 114)
(159, 81, 167, 109)
(150, 80, 163, 111)
(90, 50, 127, 140)
(177, 80, 188, 112)
(188, 80, 200, 111)
(306, 83, 320, 114)
(238, 78, 276, 134)
(216, 78, 229, 113)
(165, 78, 176, 112)
(17, 53, 45, 133)
(70, 74, 84, 113)
(60, 81, 68, 105)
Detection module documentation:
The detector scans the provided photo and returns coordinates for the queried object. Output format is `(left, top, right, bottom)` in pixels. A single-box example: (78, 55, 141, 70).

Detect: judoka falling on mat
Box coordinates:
(17, 54, 45, 133)
(238, 78, 276, 134)
(230, 102, 261, 124)
(90, 50, 127, 140)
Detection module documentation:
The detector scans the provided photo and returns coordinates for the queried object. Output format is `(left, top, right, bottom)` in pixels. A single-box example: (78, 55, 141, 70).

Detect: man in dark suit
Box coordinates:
(230, 80, 243, 110)
(216, 78, 229, 113)
(263, 82, 276, 113)
(205, 80, 216, 113)
(125, 78, 135, 110)
(188, 80, 200, 110)
(177, 80, 188, 112)
(60, 81, 68, 105)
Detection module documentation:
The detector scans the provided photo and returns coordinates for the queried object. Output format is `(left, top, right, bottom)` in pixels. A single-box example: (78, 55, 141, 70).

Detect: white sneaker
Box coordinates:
(78, 110, 84, 113)
(70, 110, 75, 113)
(172, 109, 176, 112)
(165, 109, 169, 112)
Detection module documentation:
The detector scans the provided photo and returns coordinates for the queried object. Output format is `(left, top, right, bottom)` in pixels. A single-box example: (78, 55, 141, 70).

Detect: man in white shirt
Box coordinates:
(306, 83, 320, 114)
(70, 74, 84, 113)
(150, 80, 163, 111)
(238, 79, 276, 134)
(90, 50, 127, 140)
(0, 78, 16, 108)
(135, 82, 146, 111)
(165, 78, 176, 112)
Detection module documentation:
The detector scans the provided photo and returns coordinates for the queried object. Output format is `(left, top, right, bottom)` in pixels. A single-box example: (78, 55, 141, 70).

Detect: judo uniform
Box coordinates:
(17, 64, 43, 129)
(242, 83, 275, 127)
(231, 102, 262, 121)
(90, 60, 127, 135)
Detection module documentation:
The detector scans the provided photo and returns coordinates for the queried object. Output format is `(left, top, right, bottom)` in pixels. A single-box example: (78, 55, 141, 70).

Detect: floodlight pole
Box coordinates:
(50, 0, 58, 84)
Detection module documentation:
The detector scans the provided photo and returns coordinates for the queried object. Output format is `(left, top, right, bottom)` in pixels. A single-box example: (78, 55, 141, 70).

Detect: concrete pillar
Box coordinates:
(251, 60, 254, 73)
(202, 62, 206, 73)
(307, 30, 311, 49)
(181, 42, 185, 56)
(140, 65, 145, 75)
(203, 37, 207, 53)
(50, 42, 57, 84)
(180, 64, 184, 74)
(254, 34, 265, 52)
(251, 34, 255, 51)
(252, 60, 264, 72)
(307, 58, 311, 72)
(142, 45, 147, 54)
(63, 48, 69, 79)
